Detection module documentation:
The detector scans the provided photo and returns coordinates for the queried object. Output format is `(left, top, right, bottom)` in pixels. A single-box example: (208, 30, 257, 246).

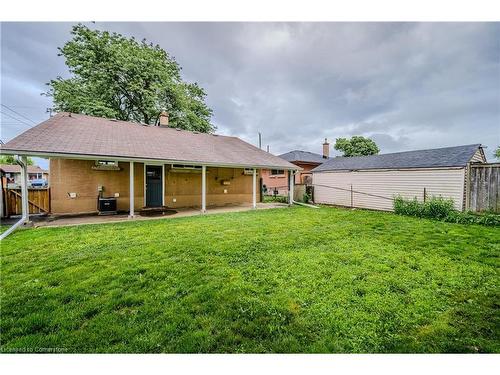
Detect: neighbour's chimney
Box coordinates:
(159, 111, 169, 126)
(322, 138, 330, 159)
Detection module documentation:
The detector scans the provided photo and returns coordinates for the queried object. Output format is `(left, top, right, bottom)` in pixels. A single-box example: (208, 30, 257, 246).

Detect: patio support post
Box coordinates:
(129, 161, 135, 218)
(20, 156, 29, 222)
(0, 156, 30, 240)
(252, 168, 257, 209)
(162, 164, 165, 207)
(201, 165, 206, 213)
(288, 170, 294, 205)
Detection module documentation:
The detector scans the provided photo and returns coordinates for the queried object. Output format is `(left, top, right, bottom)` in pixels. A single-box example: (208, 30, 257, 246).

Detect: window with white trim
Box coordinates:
(270, 169, 285, 176)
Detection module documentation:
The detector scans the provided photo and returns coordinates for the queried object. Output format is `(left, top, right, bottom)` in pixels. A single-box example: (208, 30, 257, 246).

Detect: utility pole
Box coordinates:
(258, 132, 262, 149)
(266, 145, 270, 153)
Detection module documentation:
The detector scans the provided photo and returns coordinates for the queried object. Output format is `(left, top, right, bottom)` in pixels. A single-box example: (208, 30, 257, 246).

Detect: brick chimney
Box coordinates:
(159, 111, 169, 126)
(322, 138, 330, 159)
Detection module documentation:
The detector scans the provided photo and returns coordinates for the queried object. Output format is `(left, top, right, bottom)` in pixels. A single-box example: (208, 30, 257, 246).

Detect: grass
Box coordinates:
(0, 225, 11, 234)
(1, 206, 499, 353)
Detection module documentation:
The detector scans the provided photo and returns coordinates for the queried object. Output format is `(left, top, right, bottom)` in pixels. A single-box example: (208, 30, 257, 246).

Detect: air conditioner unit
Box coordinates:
(97, 197, 117, 215)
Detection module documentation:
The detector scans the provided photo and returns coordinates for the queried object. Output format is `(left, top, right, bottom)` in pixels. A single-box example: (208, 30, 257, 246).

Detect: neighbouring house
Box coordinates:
(312, 144, 487, 211)
(261, 139, 330, 195)
(0, 112, 298, 217)
(0, 164, 49, 188)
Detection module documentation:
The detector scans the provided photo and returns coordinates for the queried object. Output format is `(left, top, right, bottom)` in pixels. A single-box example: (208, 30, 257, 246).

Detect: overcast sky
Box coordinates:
(1, 22, 499, 169)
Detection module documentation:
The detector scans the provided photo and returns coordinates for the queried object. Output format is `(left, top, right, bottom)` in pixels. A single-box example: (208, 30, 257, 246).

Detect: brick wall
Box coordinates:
(50, 158, 259, 214)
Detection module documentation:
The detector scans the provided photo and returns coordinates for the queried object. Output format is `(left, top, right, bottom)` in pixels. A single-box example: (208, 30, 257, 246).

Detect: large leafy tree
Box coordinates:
(334, 136, 380, 157)
(0, 155, 34, 165)
(495, 146, 500, 160)
(46, 24, 214, 132)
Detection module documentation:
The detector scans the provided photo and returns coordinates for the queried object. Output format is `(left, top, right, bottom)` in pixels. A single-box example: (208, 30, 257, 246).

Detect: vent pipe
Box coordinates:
(159, 111, 169, 126)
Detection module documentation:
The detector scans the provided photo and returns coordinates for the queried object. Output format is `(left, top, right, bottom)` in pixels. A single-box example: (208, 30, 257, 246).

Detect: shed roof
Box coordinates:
(0, 113, 297, 170)
(279, 150, 328, 164)
(312, 144, 483, 172)
(0, 164, 48, 174)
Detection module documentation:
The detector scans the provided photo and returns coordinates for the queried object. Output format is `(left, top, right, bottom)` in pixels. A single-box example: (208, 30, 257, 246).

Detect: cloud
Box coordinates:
(1, 22, 499, 168)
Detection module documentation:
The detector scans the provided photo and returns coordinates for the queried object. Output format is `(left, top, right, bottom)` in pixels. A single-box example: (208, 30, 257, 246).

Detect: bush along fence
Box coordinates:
(261, 178, 499, 225)
(261, 183, 313, 203)
(394, 195, 500, 227)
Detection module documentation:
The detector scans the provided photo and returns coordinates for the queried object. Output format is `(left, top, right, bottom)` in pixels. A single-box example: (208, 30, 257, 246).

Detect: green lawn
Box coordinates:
(1, 206, 499, 353)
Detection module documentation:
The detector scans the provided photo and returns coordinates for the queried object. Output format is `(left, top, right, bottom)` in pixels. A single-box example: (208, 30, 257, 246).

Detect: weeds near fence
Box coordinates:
(302, 192, 312, 203)
(263, 195, 289, 204)
(394, 195, 500, 226)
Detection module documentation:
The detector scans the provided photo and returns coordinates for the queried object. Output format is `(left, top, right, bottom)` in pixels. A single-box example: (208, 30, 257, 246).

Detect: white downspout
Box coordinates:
(129, 161, 135, 218)
(201, 165, 206, 213)
(0, 155, 29, 240)
(20, 156, 29, 222)
(252, 168, 257, 209)
(289, 169, 295, 205)
(286, 169, 318, 208)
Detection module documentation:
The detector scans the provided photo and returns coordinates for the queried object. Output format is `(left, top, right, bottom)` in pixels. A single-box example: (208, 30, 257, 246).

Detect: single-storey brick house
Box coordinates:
(0, 112, 298, 217)
(261, 139, 330, 195)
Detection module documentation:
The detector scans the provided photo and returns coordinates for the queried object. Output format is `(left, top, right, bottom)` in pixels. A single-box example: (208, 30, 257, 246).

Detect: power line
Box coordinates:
(0, 111, 33, 127)
(0, 104, 37, 124)
(1, 105, 43, 109)
(0, 111, 34, 128)
(1, 123, 34, 127)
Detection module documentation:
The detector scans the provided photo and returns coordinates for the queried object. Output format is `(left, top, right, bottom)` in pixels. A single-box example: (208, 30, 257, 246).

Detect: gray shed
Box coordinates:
(312, 144, 486, 211)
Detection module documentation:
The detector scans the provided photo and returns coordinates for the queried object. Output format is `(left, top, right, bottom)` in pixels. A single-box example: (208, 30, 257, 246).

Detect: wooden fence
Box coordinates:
(2, 188, 50, 216)
(293, 184, 306, 202)
(468, 163, 499, 213)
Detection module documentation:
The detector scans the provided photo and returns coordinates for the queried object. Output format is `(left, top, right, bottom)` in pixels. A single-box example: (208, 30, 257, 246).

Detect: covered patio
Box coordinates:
(0, 154, 297, 239)
(0, 112, 299, 239)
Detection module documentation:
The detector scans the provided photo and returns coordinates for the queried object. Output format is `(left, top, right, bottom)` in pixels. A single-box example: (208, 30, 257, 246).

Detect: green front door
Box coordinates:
(145, 165, 163, 207)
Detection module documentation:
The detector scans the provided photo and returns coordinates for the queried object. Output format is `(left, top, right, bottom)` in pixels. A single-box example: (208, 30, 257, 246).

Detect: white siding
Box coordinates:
(313, 168, 466, 211)
(471, 149, 486, 163)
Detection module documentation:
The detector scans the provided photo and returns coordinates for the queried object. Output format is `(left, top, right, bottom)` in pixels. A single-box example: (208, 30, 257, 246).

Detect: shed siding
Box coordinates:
(470, 149, 486, 163)
(313, 168, 466, 211)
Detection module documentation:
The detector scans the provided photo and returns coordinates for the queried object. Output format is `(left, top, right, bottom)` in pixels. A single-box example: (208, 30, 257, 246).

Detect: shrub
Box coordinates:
(393, 195, 499, 226)
(422, 196, 455, 219)
(394, 196, 423, 217)
(263, 195, 288, 204)
(444, 211, 500, 226)
(302, 192, 311, 203)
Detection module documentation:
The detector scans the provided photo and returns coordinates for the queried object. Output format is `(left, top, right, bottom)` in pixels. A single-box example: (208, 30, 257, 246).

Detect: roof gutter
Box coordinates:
(0, 149, 301, 171)
(312, 166, 467, 173)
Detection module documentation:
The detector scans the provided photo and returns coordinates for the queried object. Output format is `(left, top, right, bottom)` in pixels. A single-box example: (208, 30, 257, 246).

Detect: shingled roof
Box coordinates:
(279, 150, 328, 164)
(1, 113, 297, 170)
(312, 144, 483, 172)
(0, 164, 48, 174)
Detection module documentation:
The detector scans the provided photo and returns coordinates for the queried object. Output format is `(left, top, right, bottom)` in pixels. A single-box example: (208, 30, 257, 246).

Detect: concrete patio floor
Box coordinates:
(10, 202, 288, 229)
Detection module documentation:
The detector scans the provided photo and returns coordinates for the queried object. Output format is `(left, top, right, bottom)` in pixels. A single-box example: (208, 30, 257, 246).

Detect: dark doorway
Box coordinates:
(145, 165, 163, 207)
